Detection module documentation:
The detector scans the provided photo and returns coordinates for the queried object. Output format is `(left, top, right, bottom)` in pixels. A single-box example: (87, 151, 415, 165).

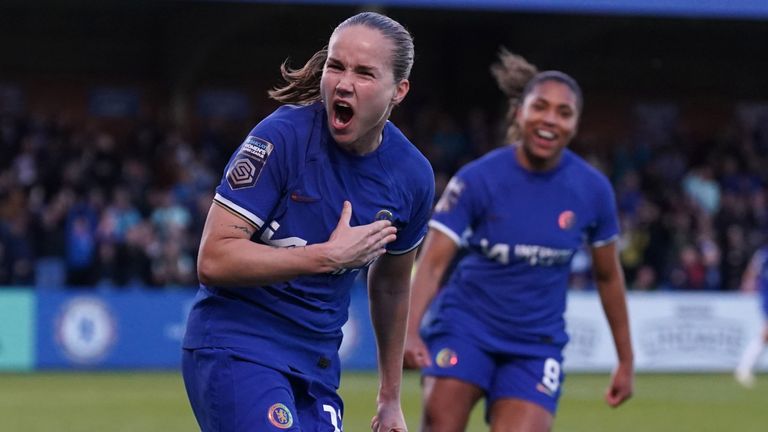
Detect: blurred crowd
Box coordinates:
(0, 113, 225, 288)
(1, 101, 767, 291)
(574, 104, 768, 292)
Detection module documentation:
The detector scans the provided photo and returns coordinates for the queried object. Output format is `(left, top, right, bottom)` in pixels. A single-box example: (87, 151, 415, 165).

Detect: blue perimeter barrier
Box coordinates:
(2, 287, 764, 372)
(1, 283, 377, 371)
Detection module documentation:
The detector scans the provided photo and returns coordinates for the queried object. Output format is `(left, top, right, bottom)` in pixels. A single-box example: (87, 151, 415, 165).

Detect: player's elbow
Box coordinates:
(196, 250, 222, 286)
(196, 236, 234, 285)
(196, 260, 214, 286)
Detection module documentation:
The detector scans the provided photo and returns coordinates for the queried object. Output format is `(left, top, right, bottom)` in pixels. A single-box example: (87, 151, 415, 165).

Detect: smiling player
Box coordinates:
(404, 49, 634, 432)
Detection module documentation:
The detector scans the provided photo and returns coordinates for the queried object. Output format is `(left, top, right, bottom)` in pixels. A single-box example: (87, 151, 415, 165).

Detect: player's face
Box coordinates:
(320, 25, 409, 155)
(516, 80, 580, 170)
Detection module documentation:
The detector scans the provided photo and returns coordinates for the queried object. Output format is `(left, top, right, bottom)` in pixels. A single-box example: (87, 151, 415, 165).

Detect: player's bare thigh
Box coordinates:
(422, 376, 484, 432)
(489, 398, 553, 432)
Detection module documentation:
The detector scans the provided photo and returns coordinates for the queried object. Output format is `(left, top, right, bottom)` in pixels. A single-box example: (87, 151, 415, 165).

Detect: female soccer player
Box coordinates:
(404, 49, 634, 431)
(182, 12, 433, 432)
(735, 243, 768, 388)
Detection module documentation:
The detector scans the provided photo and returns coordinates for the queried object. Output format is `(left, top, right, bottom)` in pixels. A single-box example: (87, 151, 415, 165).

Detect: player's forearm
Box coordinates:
(597, 280, 634, 364)
(197, 238, 335, 286)
(592, 243, 634, 365)
(370, 286, 408, 399)
(368, 258, 411, 401)
(407, 264, 443, 336)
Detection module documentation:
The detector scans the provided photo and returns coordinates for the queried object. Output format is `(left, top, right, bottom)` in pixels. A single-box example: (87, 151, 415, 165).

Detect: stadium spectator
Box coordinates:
(0, 212, 34, 285)
(63, 188, 103, 286)
(629, 265, 658, 291)
(181, 12, 433, 432)
(682, 165, 721, 215)
(735, 242, 768, 387)
(403, 49, 634, 432)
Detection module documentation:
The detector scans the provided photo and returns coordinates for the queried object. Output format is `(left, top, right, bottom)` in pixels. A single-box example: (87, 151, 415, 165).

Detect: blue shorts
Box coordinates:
(422, 333, 564, 415)
(182, 347, 344, 431)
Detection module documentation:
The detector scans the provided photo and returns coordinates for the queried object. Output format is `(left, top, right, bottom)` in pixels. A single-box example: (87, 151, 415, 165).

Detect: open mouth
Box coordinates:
(333, 102, 354, 128)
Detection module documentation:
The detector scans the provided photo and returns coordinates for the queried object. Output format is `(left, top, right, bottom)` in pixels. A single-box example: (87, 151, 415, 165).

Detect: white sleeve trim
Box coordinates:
(592, 234, 619, 248)
(387, 235, 424, 256)
(428, 220, 461, 246)
(213, 193, 265, 229)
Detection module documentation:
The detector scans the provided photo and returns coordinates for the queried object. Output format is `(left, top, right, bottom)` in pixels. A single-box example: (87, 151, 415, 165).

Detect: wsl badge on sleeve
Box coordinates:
(227, 136, 274, 190)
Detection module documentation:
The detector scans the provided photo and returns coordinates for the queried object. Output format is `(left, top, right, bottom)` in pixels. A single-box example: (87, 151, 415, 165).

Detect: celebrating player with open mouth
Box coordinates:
(182, 12, 433, 432)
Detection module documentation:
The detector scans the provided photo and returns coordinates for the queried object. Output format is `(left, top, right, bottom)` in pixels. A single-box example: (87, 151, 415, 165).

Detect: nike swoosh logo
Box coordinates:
(290, 192, 320, 203)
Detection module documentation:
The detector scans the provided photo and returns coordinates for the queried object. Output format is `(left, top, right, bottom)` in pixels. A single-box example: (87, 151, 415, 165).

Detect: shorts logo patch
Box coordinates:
(267, 403, 293, 429)
(226, 136, 274, 190)
(435, 348, 458, 368)
(536, 382, 554, 397)
(558, 210, 576, 230)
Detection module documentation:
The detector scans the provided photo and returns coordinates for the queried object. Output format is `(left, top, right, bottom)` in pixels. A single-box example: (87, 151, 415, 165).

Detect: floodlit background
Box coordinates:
(1, 0, 767, 430)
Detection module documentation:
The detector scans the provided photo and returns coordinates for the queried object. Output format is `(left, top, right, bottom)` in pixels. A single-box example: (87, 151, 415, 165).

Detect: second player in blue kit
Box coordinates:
(405, 50, 634, 431)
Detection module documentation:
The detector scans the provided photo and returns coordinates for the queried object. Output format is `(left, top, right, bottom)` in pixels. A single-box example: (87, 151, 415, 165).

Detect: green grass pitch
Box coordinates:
(1, 370, 766, 431)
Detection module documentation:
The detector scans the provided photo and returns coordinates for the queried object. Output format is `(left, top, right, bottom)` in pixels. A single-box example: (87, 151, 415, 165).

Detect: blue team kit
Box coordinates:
(421, 146, 619, 414)
(183, 102, 433, 431)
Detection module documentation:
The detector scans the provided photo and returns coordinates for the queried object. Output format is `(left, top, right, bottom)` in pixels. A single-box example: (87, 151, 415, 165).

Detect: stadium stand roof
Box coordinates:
(224, 0, 768, 20)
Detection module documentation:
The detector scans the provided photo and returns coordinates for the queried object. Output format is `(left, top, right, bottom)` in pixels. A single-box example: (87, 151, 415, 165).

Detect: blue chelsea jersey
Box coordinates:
(183, 102, 434, 388)
(423, 145, 618, 354)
